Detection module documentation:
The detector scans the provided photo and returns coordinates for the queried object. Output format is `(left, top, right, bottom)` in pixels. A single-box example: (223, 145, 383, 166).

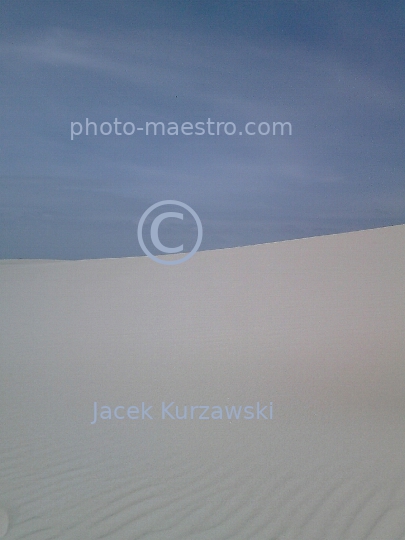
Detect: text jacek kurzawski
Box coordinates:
(91, 402, 273, 424)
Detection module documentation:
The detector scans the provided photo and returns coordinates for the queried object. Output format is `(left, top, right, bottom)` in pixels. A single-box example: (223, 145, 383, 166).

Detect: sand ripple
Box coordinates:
(1, 437, 405, 540)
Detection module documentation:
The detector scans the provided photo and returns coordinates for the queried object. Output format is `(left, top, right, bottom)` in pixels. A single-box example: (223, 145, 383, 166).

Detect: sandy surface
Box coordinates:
(1, 225, 404, 539)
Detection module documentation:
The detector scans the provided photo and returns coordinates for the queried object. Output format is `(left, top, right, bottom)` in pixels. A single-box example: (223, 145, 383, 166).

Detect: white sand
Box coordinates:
(1, 225, 404, 539)
(0, 509, 8, 538)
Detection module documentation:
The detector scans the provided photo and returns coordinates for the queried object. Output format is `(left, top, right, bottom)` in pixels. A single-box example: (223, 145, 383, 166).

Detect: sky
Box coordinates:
(0, 0, 404, 259)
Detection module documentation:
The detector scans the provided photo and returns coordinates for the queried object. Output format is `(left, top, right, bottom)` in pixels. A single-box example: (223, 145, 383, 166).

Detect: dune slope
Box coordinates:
(1, 225, 404, 539)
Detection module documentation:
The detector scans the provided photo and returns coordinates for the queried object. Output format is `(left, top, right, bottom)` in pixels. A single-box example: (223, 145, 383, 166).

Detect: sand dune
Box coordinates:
(1, 225, 404, 539)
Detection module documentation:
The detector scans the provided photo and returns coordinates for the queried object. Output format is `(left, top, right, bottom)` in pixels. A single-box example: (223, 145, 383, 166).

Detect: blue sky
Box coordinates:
(1, 0, 404, 258)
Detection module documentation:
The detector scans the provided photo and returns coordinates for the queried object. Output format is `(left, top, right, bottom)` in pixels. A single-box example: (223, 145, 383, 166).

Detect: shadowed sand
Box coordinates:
(1, 225, 404, 539)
